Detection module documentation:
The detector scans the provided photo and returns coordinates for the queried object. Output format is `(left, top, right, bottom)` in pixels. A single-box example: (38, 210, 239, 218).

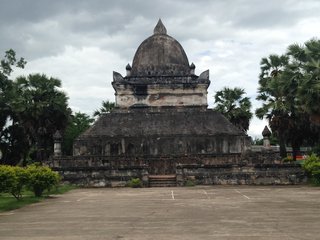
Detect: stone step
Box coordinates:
(149, 174, 176, 179)
(149, 175, 177, 187)
(149, 183, 176, 187)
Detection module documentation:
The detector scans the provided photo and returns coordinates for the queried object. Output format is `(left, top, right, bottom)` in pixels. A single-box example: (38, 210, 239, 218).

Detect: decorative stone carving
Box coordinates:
(126, 64, 132, 77)
(153, 19, 167, 35)
(262, 126, 272, 148)
(190, 63, 195, 75)
(113, 71, 124, 82)
(199, 70, 209, 80)
(53, 130, 62, 157)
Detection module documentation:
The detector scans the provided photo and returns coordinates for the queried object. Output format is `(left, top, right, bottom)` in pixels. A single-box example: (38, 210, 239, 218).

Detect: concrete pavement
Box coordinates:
(0, 186, 319, 239)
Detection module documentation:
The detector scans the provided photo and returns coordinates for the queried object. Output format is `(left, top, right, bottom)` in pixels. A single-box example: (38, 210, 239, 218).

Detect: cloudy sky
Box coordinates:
(1, 0, 319, 138)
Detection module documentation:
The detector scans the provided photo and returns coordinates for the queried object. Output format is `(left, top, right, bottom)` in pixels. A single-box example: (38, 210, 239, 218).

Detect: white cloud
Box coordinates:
(13, 46, 124, 115)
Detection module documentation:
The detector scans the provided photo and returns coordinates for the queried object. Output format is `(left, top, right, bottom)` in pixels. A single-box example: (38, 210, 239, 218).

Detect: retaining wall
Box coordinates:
(48, 151, 307, 186)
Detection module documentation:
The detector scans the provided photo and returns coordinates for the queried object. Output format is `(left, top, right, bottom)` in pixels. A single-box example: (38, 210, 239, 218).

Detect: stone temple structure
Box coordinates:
(73, 20, 248, 173)
(50, 20, 306, 186)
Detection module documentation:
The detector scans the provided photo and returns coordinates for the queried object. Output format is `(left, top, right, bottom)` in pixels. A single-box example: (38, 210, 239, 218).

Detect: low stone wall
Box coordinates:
(52, 166, 149, 187)
(47, 151, 307, 187)
(51, 163, 306, 187)
(241, 150, 282, 164)
(176, 164, 306, 185)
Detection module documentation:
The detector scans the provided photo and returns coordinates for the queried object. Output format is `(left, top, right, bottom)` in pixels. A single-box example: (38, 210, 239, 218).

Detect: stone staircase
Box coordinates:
(149, 175, 177, 187)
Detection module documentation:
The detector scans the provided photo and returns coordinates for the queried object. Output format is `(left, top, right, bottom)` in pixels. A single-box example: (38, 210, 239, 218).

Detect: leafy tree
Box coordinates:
(1, 73, 71, 165)
(0, 49, 26, 77)
(252, 134, 279, 146)
(1, 50, 72, 164)
(214, 87, 252, 132)
(285, 40, 320, 156)
(0, 50, 27, 165)
(93, 100, 115, 117)
(0, 49, 26, 133)
(287, 39, 320, 120)
(256, 39, 320, 159)
(13, 74, 71, 162)
(62, 112, 94, 155)
(252, 138, 263, 145)
(255, 54, 290, 158)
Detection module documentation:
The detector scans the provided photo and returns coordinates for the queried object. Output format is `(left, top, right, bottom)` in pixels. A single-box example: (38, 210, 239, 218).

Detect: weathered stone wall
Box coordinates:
(74, 108, 250, 163)
(52, 163, 306, 187)
(53, 166, 148, 187)
(48, 151, 307, 187)
(74, 135, 248, 157)
(115, 83, 209, 108)
(48, 154, 242, 175)
(241, 150, 282, 164)
(176, 164, 306, 185)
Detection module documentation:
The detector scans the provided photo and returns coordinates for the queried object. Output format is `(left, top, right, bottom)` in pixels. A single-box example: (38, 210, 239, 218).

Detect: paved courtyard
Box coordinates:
(0, 186, 319, 240)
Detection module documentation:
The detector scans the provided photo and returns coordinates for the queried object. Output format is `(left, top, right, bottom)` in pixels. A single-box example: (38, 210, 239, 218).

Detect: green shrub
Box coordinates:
(0, 165, 30, 200)
(0, 165, 17, 194)
(282, 156, 295, 163)
(185, 179, 196, 187)
(0, 165, 62, 200)
(127, 178, 142, 188)
(311, 145, 320, 156)
(26, 165, 60, 197)
(11, 167, 29, 200)
(303, 153, 320, 185)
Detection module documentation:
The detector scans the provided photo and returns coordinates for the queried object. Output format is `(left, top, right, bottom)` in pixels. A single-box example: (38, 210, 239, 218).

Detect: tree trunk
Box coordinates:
(278, 132, 287, 158)
(291, 141, 301, 161)
(310, 114, 320, 126)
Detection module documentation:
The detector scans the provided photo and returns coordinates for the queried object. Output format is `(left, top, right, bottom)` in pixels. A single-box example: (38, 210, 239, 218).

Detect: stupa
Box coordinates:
(72, 19, 249, 175)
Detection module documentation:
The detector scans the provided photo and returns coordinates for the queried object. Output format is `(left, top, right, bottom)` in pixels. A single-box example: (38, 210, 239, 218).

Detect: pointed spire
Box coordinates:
(53, 130, 62, 140)
(126, 63, 132, 77)
(153, 19, 167, 35)
(126, 63, 132, 70)
(262, 126, 271, 137)
(190, 63, 195, 75)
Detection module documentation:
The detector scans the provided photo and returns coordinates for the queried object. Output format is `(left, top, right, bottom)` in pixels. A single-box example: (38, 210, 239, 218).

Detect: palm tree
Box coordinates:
(214, 87, 252, 132)
(93, 100, 115, 117)
(288, 39, 320, 124)
(256, 44, 320, 159)
(63, 112, 94, 155)
(255, 54, 290, 158)
(13, 74, 71, 163)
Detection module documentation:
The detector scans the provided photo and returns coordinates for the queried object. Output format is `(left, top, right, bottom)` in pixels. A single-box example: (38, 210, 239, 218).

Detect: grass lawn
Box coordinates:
(0, 184, 76, 212)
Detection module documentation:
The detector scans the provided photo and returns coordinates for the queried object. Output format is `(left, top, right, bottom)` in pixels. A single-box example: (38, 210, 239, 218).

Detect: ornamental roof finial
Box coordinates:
(153, 19, 167, 35)
(262, 126, 271, 137)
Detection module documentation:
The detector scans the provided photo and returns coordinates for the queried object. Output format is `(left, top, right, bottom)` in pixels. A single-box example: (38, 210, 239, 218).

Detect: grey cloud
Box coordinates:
(1, 0, 320, 137)
(2, 0, 317, 60)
